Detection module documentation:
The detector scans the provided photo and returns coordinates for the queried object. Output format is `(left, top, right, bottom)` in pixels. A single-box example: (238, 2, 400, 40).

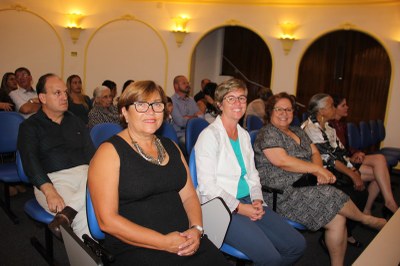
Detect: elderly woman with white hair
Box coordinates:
(88, 85, 120, 129)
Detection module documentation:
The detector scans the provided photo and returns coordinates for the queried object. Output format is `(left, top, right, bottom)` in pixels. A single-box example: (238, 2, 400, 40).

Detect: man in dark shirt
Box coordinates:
(18, 73, 95, 239)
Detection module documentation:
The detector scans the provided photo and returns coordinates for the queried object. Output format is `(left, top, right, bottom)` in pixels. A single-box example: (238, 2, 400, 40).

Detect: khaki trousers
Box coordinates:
(34, 165, 90, 240)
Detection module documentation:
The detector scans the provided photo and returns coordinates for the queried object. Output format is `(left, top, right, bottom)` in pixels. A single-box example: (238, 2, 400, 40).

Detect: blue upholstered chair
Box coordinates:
(245, 115, 263, 131)
(189, 149, 251, 265)
(90, 123, 123, 149)
(17, 151, 56, 265)
(372, 120, 400, 160)
(156, 122, 179, 144)
(354, 122, 397, 168)
(185, 118, 209, 157)
(0, 112, 25, 224)
(249, 130, 259, 147)
(347, 122, 361, 151)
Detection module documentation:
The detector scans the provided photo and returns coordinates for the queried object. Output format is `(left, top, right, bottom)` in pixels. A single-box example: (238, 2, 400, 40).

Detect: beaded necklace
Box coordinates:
(127, 130, 166, 165)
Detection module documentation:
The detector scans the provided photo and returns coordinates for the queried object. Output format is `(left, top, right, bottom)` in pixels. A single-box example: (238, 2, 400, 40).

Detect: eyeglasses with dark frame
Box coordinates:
(130, 101, 165, 113)
(223, 95, 247, 105)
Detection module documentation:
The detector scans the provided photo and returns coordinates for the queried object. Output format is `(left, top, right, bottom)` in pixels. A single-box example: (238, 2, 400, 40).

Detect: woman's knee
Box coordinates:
(325, 214, 346, 230)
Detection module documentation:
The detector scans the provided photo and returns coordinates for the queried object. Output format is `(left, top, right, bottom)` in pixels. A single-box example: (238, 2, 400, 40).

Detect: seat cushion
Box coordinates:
(24, 198, 54, 224)
(0, 163, 20, 183)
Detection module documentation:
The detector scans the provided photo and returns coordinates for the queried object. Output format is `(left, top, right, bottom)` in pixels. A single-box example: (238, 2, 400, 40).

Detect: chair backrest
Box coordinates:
(359, 121, 373, 150)
(156, 122, 178, 144)
(249, 130, 259, 147)
(16, 151, 29, 183)
(188, 149, 230, 249)
(301, 112, 308, 122)
(86, 188, 105, 240)
(369, 120, 380, 145)
(376, 119, 386, 142)
(90, 123, 123, 149)
(246, 115, 263, 131)
(347, 122, 361, 150)
(185, 118, 209, 156)
(290, 115, 301, 127)
(0, 112, 24, 153)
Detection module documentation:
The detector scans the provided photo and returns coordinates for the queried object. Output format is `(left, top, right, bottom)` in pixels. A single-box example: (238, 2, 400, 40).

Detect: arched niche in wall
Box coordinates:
(190, 25, 272, 103)
(85, 16, 168, 97)
(296, 30, 390, 123)
(0, 8, 63, 82)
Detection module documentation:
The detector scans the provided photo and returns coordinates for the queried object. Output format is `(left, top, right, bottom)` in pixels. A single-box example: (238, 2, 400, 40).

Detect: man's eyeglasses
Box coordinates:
(130, 101, 165, 113)
(273, 107, 294, 113)
(223, 95, 247, 105)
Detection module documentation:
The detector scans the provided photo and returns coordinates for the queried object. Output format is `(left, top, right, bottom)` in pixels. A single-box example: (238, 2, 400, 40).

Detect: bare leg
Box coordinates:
(339, 200, 386, 230)
(360, 154, 398, 212)
(364, 181, 380, 215)
(324, 214, 347, 266)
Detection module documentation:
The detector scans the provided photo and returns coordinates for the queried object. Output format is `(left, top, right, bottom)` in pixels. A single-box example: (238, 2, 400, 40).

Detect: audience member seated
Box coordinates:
(254, 92, 386, 266)
(66, 75, 91, 125)
(9, 67, 40, 118)
(165, 96, 173, 124)
(243, 86, 273, 129)
(102, 79, 117, 105)
(88, 85, 120, 129)
(0, 72, 17, 111)
(88, 80, 229, 266)
(17, 73, 95, 240)
(195, 79, 306, 266)
(193, 78, 210, 103)
(330, 95, 398, 216)
(197, 82, 218, 123)
(171, 75, 204, 152)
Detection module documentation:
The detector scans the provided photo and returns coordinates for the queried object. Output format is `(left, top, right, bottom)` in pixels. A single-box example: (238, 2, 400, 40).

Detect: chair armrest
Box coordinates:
(261, 185, 283, 212)
(82, 234, 115, 263)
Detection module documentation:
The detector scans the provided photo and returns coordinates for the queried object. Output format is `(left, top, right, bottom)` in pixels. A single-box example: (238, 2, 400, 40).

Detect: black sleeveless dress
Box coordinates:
(104, 135, 228, 266)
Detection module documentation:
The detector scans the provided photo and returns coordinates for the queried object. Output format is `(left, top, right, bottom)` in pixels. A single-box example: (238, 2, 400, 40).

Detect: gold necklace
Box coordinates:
(127, 130, 166, 165)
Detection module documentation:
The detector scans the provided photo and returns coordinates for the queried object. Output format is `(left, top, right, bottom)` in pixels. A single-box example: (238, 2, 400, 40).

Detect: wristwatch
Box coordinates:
(190, 225, 204, 238)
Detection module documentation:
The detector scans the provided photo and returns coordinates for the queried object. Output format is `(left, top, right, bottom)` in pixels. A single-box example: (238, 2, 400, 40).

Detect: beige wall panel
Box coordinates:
(0, 10, 62, 83)
(85, 20, 167, 97)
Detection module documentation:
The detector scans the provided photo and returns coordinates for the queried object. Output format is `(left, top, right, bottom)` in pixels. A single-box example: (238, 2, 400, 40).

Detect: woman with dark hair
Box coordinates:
(254, 92, 386, 266)
(330, 95, 398, 216)
(244, 86, 273, 128)
(66, 75, 91, 124)
(0, 72, 17, 111)
(88, 80, 229, 265)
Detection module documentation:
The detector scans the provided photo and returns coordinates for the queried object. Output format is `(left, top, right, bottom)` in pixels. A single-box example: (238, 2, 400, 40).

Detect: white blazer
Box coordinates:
(194, 116, 264, 212)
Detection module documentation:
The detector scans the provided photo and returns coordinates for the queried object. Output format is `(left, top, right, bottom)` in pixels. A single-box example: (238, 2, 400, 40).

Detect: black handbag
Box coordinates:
(292, 173, 318, 187)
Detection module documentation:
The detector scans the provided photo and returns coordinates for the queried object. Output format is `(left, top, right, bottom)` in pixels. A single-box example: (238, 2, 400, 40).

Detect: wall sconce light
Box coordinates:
(279, 22, 297, 55)
(66, 13, 85, 44)
(171, 16, 189, 47)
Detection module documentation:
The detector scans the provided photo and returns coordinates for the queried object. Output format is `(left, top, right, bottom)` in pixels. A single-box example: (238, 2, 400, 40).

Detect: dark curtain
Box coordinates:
(221, 26, 272, 103)
(296, 30, 391, 123)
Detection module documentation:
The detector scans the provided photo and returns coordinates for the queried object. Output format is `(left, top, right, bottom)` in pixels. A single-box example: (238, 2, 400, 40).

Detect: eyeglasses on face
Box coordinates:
(131, 101, 165, 113)
(223, 95, 247, 104)
(273, 107, 294, 113)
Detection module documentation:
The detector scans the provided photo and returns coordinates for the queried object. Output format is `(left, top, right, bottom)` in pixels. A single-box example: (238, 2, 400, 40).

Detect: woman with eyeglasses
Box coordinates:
(88, 81, 229, 265)
(88, 85, 120, 129)
(195, 80, 306, 266)
(254, 92, 386, 266)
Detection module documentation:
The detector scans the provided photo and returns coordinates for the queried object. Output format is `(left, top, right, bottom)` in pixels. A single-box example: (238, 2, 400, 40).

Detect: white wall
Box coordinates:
(0, 1, 399, 148)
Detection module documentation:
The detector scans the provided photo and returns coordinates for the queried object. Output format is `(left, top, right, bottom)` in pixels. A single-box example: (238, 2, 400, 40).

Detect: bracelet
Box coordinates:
(190, 225, 204, 238)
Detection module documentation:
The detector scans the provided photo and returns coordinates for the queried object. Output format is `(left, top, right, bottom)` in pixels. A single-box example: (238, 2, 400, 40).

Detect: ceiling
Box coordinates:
(134, 0, 399, 6)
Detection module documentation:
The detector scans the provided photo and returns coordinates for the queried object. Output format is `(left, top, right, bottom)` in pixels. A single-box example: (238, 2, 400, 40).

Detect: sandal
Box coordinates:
(347, 237, 363, 248)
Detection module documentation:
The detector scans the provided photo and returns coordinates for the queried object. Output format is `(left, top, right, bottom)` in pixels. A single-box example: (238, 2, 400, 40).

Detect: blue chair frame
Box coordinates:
(245, 115, 263, 131)
(185, 118, 209, 157)
(0, 112, 25, 224)
(17, 151, 56, 265)
(189, 149, 251, 265)
(156, 122, 179, 144)
(90, 123, 123, 149)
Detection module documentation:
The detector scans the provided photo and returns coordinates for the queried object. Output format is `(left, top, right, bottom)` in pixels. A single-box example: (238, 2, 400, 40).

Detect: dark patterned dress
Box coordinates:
(103, 135, 228, 266)
(254, 123, 349, 231)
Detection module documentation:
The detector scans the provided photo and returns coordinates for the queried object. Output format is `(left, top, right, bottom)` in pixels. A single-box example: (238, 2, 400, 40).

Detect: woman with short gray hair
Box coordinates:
(88, 85, 120, 129)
